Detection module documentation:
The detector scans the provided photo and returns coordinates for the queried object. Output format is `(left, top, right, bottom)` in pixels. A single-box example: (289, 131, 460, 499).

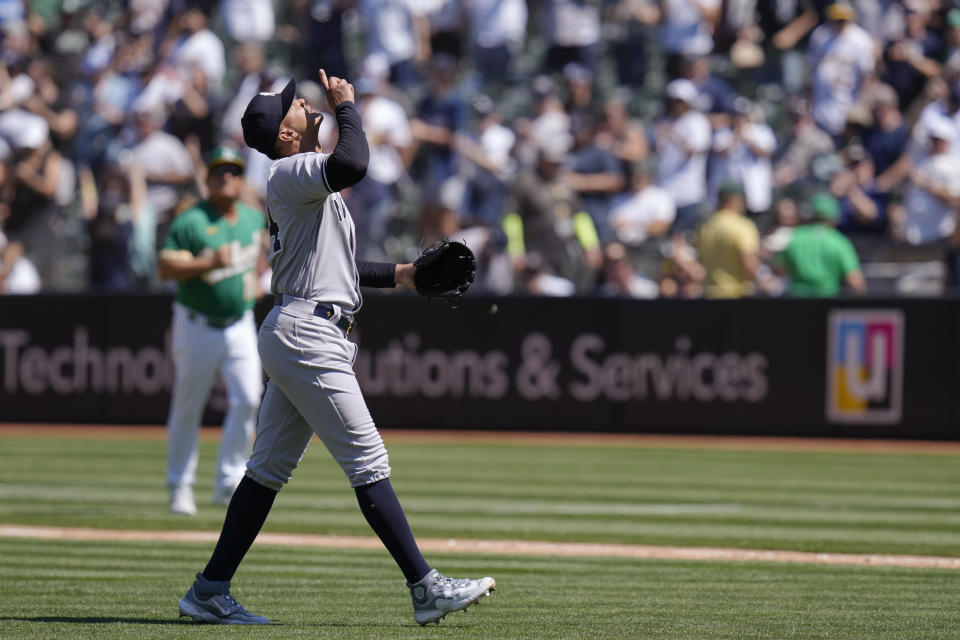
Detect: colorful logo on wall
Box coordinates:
(826, 309, 904, 424)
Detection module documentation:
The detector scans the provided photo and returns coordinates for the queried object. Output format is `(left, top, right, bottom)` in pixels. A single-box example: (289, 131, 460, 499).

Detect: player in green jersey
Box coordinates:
(158, 147, 266, 515)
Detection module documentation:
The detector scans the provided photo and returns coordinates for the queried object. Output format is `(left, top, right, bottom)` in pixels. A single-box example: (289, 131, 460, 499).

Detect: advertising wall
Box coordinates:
(1, 295, 957, 439)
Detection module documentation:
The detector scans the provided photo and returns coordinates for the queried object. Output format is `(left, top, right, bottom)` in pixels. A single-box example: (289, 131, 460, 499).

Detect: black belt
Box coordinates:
(185, 309, 244, 329)
(275, 294, 357, 334)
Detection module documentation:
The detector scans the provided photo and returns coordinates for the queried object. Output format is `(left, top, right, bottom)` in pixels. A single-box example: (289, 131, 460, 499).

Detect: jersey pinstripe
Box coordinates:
(265, 152, 362, 312)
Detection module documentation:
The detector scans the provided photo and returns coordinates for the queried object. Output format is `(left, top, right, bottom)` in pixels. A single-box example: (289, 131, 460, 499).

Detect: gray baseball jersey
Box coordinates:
(266, 153, 362, 313)
(246, 150, 390, 491)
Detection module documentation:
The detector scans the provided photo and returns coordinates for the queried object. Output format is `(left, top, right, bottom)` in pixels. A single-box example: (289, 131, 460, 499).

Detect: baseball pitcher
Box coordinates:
(176, 70, 490, 626)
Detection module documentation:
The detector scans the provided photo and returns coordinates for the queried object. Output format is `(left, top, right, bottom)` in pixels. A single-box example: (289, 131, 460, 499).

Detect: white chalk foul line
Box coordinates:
(0, 524, 958, 570)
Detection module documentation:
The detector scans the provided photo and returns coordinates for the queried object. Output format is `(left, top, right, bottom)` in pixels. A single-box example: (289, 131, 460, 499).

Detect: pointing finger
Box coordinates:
(318, 69, 330, 91)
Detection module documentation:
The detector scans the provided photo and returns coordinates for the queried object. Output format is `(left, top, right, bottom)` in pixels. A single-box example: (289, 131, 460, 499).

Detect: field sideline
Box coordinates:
(1, 424, 958, 639)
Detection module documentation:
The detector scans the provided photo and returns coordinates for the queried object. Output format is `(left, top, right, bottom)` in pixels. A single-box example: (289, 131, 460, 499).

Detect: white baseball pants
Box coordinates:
(245, 302, 391, 490)
(166, 303, 263, 495)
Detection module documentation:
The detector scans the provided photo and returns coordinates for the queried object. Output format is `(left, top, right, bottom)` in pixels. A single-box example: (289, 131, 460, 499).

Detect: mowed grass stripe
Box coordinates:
(0, 435, 958, 556)
(0, 537, 959, 640)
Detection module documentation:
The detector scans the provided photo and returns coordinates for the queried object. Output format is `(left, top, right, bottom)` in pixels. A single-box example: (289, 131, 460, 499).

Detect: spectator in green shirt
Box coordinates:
(775, 193, 867, 297)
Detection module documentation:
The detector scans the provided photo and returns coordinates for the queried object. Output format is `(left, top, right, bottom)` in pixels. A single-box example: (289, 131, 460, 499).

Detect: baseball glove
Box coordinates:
(413, 240, 477, 306)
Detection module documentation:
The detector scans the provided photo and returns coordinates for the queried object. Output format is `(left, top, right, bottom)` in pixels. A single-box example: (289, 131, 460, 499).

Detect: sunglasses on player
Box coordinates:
(210, 164, 243, 178)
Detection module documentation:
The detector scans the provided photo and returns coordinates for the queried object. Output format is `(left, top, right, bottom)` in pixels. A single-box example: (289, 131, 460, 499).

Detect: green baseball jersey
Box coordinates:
(775, 224, 860, 297)
(162, 201, 266, 319)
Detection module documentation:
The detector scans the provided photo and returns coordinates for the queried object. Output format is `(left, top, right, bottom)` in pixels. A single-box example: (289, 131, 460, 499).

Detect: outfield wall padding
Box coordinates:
(0, 295, 956, 439)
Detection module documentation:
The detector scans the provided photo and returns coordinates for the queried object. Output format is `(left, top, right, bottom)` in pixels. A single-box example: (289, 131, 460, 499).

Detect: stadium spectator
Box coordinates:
(424, 0, 464, 59)
(564, 115, 626, 243)
(504, 137, 601, 294)
(807, 3, 878, 138)
(410, 53, 467, 203)
(349, 72, 414, 260)
(604, 0, 660, 88)
(597, 241, 659, 298)
(462, 0, 527, 90)
(680, 54, 737, 117)
(80, 159, 155, 291)
(883, 0, 941, 112)
(356, 0, 429, 88)
(895, 116, 960, 245)
(19, 57, 79, 154)
(542, 0, 602, 74)
(597, 93, 649, 170)
(762, 195, 801, 256)
(128, 103, 196, 239)
(518, 251, 577, 296)
(609, 162, 676, 249)
(708, 100, 777, 215)
(220, 43, 268, 146)
(162, 6, 226, 91)
(774, 192, 866, 296)
(862, 84, 909, 177)
(562, 62, 596, 127)
(219, 0, 275, 44)
(517, 78, 573, 170)
(127, 0, 167, 36)
(455, 94, 516, 228)
(282, 0, 350, 81)
(69, 37, 139, 171)
(659, 0, 722, 76)
(828, 142, 887, 233)
(943, 9, 960, 79)
(774, 98, 836, 188)
(875, 77, 958, 193)
(696, 180, 760, 299)
(655, 79, 712, 231)
(0, 228, 40, 294)
(166, 65, 218, 155)
(658, 232, 705, 298)
(756, 0, 818, 93)
(1, 110, 62, 284)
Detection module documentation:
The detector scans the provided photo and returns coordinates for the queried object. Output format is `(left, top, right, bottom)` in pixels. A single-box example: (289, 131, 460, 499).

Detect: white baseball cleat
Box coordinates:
(408, 569, 496, 625)
(169, 485, 197, 516)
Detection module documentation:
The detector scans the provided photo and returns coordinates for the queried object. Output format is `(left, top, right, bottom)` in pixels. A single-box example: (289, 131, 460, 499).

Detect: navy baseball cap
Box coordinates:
(241, 79, 296, 158)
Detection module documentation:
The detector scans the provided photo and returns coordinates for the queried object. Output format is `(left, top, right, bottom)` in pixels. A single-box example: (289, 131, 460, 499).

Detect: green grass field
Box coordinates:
(1, 430, 958, 639)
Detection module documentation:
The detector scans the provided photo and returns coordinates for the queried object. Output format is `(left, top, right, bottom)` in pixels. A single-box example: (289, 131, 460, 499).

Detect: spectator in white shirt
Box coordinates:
(611, 164, 676, 246)
(807, 3, 878, 137)
(0, 229, 41, 294)
(165, 7, 226, 91)
(897, 116, 960, 245)
(220, 0, 275, 43)
(609, 164, 675, 285)
(655, 79, 712, 231)
(708, 101, 777, 214)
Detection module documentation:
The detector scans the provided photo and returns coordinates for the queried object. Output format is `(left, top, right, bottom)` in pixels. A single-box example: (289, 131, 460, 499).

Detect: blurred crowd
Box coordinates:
(3, 0, 960, 298)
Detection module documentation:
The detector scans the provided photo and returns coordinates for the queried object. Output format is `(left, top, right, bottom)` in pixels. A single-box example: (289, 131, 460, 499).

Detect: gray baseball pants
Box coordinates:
(245, 299, 391, 490)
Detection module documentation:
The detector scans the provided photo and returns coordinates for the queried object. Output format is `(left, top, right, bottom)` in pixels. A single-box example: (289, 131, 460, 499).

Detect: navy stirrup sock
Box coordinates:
(355, 478, 431, 584)
(202, 476, 278, 583)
